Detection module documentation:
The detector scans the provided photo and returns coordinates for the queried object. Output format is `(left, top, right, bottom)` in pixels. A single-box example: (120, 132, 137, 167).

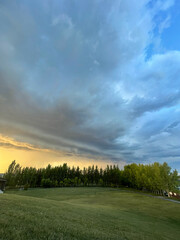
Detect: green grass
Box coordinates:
(0, 188, 180, 240)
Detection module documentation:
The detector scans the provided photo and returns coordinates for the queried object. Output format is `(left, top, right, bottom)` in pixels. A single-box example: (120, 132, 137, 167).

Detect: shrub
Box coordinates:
(24, 184, 29, 190)
(41, 178, 53, 188)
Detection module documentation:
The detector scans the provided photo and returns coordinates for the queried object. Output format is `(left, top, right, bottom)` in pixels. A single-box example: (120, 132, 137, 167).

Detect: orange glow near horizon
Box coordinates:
(0, 147, 115, 173)
(0, 135, 122, 173)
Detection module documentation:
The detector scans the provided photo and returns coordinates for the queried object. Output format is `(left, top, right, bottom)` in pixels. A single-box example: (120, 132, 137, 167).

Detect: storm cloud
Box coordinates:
(0, 0, 180, 171)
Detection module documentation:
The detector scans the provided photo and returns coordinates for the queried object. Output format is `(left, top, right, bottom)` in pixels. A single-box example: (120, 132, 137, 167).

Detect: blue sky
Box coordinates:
(0, 0, 180, 172)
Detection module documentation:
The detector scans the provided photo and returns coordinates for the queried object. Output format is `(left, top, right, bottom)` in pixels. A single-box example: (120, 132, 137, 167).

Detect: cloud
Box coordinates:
(0, 0, 179, 171)
(0, 134, 53, 152)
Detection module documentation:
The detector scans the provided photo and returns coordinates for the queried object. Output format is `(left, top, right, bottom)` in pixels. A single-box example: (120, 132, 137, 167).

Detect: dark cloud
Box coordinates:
(0, 0, 179, 170)
(0, 142, 32, 151)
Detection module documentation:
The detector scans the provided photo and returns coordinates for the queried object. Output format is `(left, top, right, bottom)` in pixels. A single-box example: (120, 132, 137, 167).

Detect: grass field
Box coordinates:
(0, 188, 180, 240)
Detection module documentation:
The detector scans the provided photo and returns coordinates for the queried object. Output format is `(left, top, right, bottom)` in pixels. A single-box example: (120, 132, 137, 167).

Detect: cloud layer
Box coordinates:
(0, 0, 179, 170)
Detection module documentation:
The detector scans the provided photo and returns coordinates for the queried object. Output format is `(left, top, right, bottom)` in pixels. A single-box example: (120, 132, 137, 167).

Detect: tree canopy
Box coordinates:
(4, 160, 179, 195)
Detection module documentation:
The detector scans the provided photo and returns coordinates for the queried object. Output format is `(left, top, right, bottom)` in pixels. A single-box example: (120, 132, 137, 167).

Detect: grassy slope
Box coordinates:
(0, 188, 180, 240)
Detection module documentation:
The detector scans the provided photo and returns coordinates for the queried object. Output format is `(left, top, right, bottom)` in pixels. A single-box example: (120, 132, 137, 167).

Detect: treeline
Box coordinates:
(4, 160, 179, 195)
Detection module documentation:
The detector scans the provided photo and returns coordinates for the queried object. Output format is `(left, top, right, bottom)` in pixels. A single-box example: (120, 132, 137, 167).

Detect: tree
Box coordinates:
(4, 160, 178, 195)
(4, 160, 21, 187)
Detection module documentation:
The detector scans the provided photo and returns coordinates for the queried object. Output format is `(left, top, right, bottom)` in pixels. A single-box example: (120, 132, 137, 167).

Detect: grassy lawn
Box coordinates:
(0, 188, 180, 240)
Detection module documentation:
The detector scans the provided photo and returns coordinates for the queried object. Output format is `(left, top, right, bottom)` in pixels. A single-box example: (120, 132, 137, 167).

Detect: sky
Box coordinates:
(0, 0, 180, 173)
